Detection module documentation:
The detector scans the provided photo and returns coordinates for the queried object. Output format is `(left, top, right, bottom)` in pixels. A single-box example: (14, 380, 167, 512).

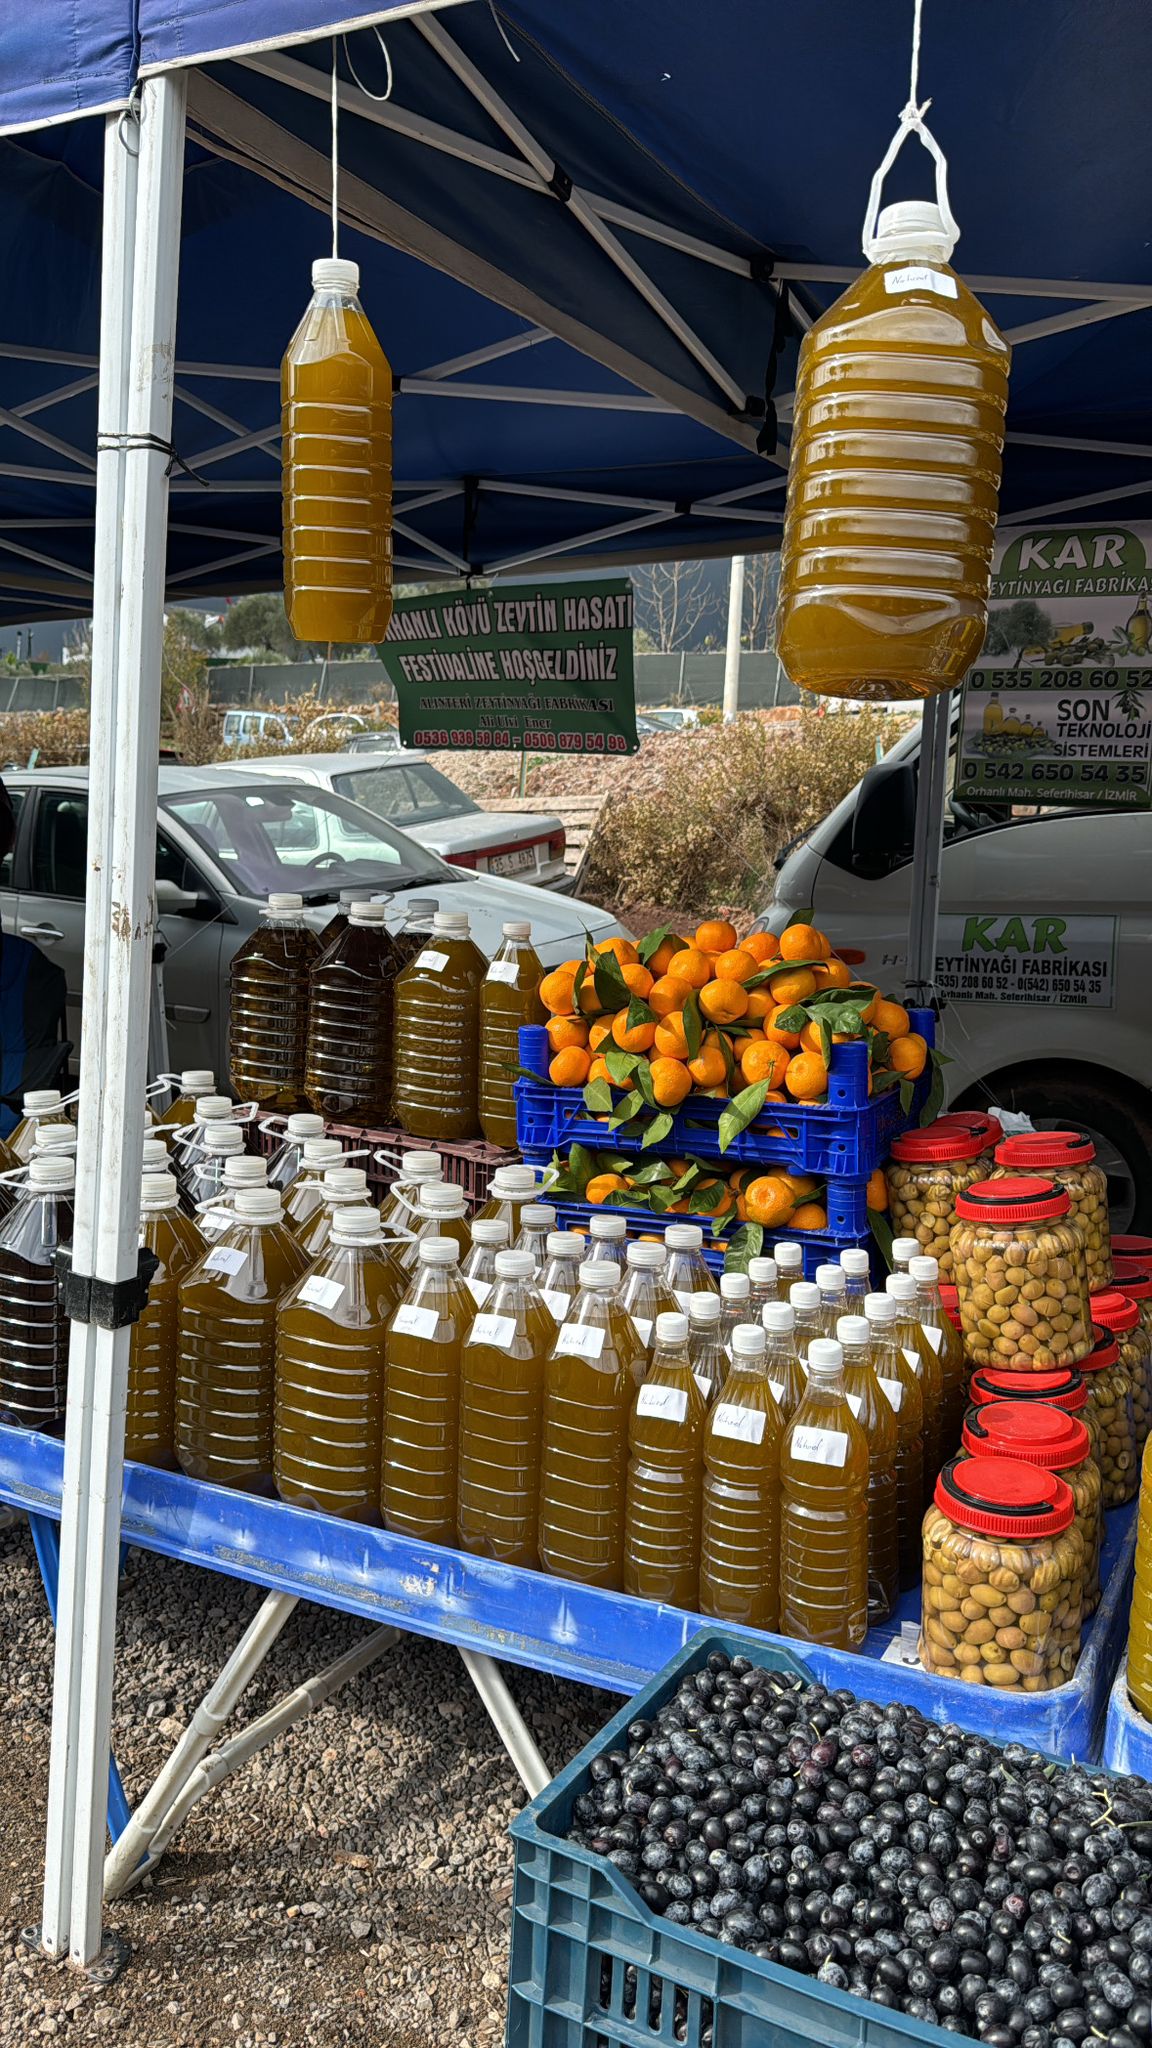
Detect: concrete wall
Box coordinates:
(206, 650, 798, 711)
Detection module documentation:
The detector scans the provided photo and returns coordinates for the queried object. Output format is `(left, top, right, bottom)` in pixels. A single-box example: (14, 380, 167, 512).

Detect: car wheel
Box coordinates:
(955, 1063, 1152, 1235)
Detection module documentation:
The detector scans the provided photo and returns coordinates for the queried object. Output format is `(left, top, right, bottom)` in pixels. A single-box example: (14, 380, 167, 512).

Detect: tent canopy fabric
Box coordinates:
(1, 1, 1151, 624)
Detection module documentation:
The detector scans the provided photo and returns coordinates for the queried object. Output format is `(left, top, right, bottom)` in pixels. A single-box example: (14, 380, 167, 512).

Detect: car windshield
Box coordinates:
(161, 781, 450, 901)
(330, 760, 479, 825)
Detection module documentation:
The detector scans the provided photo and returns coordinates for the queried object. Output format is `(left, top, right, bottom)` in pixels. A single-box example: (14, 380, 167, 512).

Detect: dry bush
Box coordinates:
(0, 708, 90, 768)
(230, 690, 399, 760)
(582, 708, 911, 918)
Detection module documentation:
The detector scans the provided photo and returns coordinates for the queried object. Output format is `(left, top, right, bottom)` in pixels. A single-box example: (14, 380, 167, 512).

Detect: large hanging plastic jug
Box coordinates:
(155, 1070, 217, 1130)
(478, 921, 544, 1148)
(275, 1206, 405, 1520)
(198, 1155, 269, 1245)
(305, 899, 402, 1123)
(175, 1187, 310, 1491)
(294, 1166, 373, 1261)
(0, 1155, 74, 1430)
(263, 1112, 325, 1194)
(180, 1123, 247, 1220)
(391, 898, 439, 969)
(172, 1096, 240, 1198)
(228, 893, 320, 1111)
(284, 1137, 346, 1235)
(776, 104, 1010, 702)
(392, 911, 487, 1139)
(378, 1149, 442, 1233)
(282, 256, 393, 646)
(9, 1089, 72, 1165)
(129, 1171, 203, 1469)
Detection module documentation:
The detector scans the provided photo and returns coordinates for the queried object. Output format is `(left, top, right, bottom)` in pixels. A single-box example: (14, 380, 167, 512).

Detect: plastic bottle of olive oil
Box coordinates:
(779, 1337, 870, 1648)
(478, 920, 544, 1148)
(624, 1311, 706, 1607)
(128, 1170, 203, 1469)
(837, 1312, 899, 1625)
(380, 1237, 475, 1544)
(699, 1322, 783, 1630)
(539, 1262, 635, 1590)
(864, 1289, 925, 1591)
(457, 1248, 557, 1566)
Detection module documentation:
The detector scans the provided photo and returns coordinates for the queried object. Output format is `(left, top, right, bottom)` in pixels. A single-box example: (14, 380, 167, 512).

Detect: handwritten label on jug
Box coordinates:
(470, 1312, 516, 1349)
(392, 1303, 439, 1340)
(541, 1287, 570, 1321)
(884, 265, 957, 298)
(416, 949, 448, 973)
(298, 1275, 343, 1310)
(636, 1383, 688, 1423)
(558, 1321, 604, 1359)
(485, 959, 520, 985)
(203, 1245, 247, 1276)
(712, 1402, 765, 1445)
(879, 1377, 905, 1412)
(790, 1425, 848, 1467)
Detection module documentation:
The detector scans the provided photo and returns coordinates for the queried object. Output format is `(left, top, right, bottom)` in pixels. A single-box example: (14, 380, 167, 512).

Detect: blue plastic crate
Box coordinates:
(539, 1193, 874, 1282)
(515, 1008, 935, 1178)
(1103, 1653, 1152, 1775)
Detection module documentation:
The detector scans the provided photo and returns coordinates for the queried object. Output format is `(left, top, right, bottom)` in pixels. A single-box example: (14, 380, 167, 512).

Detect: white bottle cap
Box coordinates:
(579, 1261, 619, 1291)
(141, 1171, 179, 1208)
(402, 1151, 442, 1179)
(774, 1241, 803, 1272)
(193, 1097, 234, 1123)
(471, 1218, 510, 1246)
(590, 1215, 626, 1240)
(546, 1232, 582, 1257)
(322, 1167, 369, 1201)
(223, 1157, 267, 1187)
(285, 1113, 325, 1140)
(840, 1248, 871, 1276)
(266, 893, 304, 914)
(665, 1224, 703, 1251)
(762, 1301, 795, 1333)
(790, 1281, 819, 1312)
(418, 1237, 459, 1266)
(312, 256, 360, 293)
(887, 1272, 917, 1302)
(302, 1139, 344, 1166)
(626, 1242, 666, 1270)
(864, 1291, 897, 1324)
(891, 1238, 921, 1266)
(180, 1070, 215, 1091)
(494, 1249, 534, 1279)
(404, 898, 438, 917)
(836, 1315, 872, 1347)
(28, 1156, 74, 1188)
(748, 1257, 778, 1285)
(33, 1126, 77, 1153)
(909, 1255, 940, 1284)
(816, 1264, 846, 1292)
(808, 1337, 844, 1377)
(655, 1311, 689, 1345)
(24, 1090, 63, 1112)
(203, 1125, 246, 1155)
(433, 911, 469, 933)
(349, 902, 389, 925)
(720, 1272, 750, 1301)
(689, 1291, 721, 1323)
(732, 1324, 767, 1359)
(873, 199, 956, 263)
(142, 1140, 170, 1171)
(488, 1166, 537, 1196)
(502, 921, 532, 939)
(520, 1204, 555, 1230)
(235, 1188, 282, 1221)
(420, 1183, 467, 1215)
(331, 1206, 384, 1245)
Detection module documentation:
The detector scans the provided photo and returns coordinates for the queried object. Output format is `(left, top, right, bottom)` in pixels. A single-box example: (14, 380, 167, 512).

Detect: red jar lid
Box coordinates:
(890, 1124, 987, 1164)
(1114, 1235, 1152, 1260)
(1090, 1287, 1140, 1333)
(935, 1455, 1074, 1537)
(1079, 1327, 1120, 1373)
(993, 1130, 1096, 1170)
(937, 1111, 1004, 1149)
(1114, 1258, 1152, 1303)
(968, 1364, 1087, 1414)
(961, 1399, 1091, 1471)
(953, 1177, 1070, 1225)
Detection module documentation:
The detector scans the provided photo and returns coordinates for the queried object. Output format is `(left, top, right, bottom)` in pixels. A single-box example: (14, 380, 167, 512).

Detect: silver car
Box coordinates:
(246, 751, 570, 889)
(1, 766, 625, 1079)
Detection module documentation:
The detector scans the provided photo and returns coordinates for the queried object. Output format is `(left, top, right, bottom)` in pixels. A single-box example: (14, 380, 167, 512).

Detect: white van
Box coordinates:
(761, 719, 1152, 1226)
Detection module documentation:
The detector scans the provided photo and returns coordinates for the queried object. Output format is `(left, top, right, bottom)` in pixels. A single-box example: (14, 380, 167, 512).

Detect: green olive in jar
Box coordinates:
(885, 1127, 987, 1281)
(920, 1456, 1083, 1691)
(959, 1399, 1102, 1616)
(990, 1132, 1112, 1292)
(950, 1178, 1093, 1374)
(1080, 1329, 1138, 1508)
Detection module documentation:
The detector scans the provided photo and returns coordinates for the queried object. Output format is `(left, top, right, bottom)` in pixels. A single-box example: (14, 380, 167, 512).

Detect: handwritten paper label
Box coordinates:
(884, 265, 957, 298)
(712, 1402, 765, 1445)
(636, 1383, 688, 1423)
(298, 1275, 343, 1310)
(392, 1303, 439, 1340)
(470, 1313, 516, 1349)
(485, 959, 520, 985)
(790, 1425, 848, 1468)
(203, 1245, 246, 1275)
(416, 949, 448, 973)
(557, 1321, 604, 1360)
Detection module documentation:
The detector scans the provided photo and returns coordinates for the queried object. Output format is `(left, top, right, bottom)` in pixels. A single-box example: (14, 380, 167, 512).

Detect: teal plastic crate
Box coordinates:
(509, 1630, 946, 2048)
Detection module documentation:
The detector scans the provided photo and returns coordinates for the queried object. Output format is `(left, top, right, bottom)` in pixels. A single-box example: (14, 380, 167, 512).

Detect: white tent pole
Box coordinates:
(722, 554, 746, 722)
(905, 691, 952, 1006)
(41, 70, 188, 1970)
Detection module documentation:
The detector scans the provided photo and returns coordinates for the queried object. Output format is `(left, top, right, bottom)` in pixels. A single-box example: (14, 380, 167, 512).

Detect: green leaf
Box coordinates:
(814, 1014, 832, 1066)
(869, 1067, 902, 1099)
(717, 1080, 768, 1155)
(604, 1047, 642, 1086)
(773, 1003, 809, 1033)
(632, 1061, 658, 1110)
(722, 1221, 764, 1274)
(869, 1207, 894, 1268)
(514, 1063, 549, 1085)
(582, 1078, 614, 1115)
(608, 1087, 645, 1128)
(597, 1151, 635, 1174)
(626, 995, 656, 1032)
(572, 958, 588, 1013)
(648, 1183, 680, 1214)
(919, 1058, 946, 1127)
(682, 990, 703, 1061)
(670, 1162, 702, 1195)
(744, 957, 823, 990)
(604, 1186, 644, 1209)
(642, 1111, 675, 1150)
(898, 1077, 916, 1116)
(717, 1031, 739, 1093)
(566, 1143, 598, 1196)
(594, 953, 631, 1012)
(629, 1159, 673, 1187)
(689, 1179, 725, 1214)
(611, 1118, 649, 1145)
(785, 907, 815, 929)
(637, 924, 675, 965)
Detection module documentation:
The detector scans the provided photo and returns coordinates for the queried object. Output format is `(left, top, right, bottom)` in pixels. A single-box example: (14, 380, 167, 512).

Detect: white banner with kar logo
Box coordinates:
(935, 913, 1117, 1009)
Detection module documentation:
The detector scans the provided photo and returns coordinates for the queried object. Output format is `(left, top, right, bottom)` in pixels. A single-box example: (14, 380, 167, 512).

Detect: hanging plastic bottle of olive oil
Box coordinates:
(392, 911, 487, 1139)
(457, 1248, 557, 1567)
(381, 1237, 475, 1544)
(478, 920, 544, 1148)
(229, 894, 320, 1111)
(305, 900, 403, 1123)
(624, 1311, 706, 1608)
(698, 1322, 783, 1630)
(779, 1337, 870, 1648)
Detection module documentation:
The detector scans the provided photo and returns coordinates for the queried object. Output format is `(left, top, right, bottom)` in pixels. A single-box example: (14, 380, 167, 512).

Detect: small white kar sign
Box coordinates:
(935, 913, 1117, 1009)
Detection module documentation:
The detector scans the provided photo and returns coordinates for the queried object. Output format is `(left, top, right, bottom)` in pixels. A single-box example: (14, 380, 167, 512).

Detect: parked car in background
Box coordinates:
(246, 751, 570, 889)
(642, 706, 700, 731)
(220, 709, 297, 750)
(343, 726, 401, 753)
(1, 766, 624, 1081)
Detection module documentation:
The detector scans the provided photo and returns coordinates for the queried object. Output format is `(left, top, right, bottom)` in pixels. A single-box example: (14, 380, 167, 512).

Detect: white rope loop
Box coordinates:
(861, 0, 959, 263)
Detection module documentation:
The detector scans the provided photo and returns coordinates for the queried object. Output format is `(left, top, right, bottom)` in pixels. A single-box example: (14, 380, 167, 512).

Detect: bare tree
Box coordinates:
(742, 552, 780, 651)
(632, 559, 716, 652)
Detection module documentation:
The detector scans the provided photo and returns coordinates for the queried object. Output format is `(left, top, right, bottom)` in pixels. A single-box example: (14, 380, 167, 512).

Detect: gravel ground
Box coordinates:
(0, 1518, 616, 2048)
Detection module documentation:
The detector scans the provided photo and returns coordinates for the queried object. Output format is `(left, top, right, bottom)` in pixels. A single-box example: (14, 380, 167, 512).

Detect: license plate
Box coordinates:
(490, 846, 536, 877)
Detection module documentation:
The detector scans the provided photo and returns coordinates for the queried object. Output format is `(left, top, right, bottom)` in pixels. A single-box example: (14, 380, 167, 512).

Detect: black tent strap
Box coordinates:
(96, 431, 209, 488)
(55, 1244, 160, 1331)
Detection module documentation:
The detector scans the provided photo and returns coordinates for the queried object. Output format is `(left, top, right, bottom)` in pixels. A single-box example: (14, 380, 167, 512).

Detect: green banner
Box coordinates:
(378, 577, 637, 755)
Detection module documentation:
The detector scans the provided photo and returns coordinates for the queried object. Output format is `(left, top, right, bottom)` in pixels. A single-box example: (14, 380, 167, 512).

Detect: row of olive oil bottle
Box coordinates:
(227, 891, 542, 1143)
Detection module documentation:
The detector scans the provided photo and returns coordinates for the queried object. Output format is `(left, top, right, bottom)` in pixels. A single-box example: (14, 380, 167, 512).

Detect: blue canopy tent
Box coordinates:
(3, 0, 1152, 1978)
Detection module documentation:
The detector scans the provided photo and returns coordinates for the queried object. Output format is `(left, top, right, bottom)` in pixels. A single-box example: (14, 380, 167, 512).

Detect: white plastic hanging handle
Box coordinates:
(258, 1114, 289, 1137)
(860, 0, 959, 263)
